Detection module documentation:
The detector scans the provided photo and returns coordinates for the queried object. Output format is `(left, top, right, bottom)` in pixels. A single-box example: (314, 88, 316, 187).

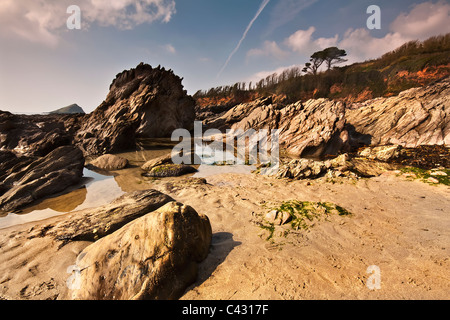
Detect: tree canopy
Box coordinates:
(303, 47, 347, 74)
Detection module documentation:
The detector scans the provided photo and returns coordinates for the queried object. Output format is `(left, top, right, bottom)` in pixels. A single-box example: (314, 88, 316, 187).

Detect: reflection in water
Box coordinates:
(0, 168, 124, 229)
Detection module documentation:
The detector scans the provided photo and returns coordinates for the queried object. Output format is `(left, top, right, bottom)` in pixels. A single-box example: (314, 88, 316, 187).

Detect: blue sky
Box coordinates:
(1, 0, 449, 113)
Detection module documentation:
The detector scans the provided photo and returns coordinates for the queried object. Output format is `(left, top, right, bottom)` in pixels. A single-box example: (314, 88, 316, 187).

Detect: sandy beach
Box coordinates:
(159, 171, 450, 299)
(1, 158, 449, 300)
(92, 164, 450, 299)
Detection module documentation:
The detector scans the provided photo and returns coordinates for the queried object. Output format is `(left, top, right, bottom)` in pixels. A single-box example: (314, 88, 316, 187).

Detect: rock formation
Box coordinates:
(205, 96, 348, 158)
(276, 154, 352, 180)
(87, 154, 128, 171)
(75, 63, 195, 156)
(142, 164, 197, 177)
(0, 146, 84, 212)
(346, 76, 450, 148)
(0, 111, 82, 157)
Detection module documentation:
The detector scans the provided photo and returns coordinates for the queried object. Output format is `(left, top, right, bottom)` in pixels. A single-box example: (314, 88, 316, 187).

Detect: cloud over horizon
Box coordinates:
(0, 0, 176, 46)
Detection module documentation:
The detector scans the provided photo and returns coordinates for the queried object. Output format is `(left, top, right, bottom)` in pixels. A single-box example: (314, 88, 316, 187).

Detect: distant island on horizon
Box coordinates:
(49, 103, 85, 114)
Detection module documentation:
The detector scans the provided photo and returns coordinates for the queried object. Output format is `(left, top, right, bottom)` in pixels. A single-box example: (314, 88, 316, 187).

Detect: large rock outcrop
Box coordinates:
(0, 146, 84, 212)
(75, 63, 195, 156)
(346, 76, 450, 147)
(206, 96, 348, 158)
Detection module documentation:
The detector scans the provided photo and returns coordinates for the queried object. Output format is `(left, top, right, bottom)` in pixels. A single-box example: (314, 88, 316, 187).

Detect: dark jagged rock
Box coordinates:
(0, 146, 84, 212)
(75, 63, 195, 156)
(0, 111, 82, 157)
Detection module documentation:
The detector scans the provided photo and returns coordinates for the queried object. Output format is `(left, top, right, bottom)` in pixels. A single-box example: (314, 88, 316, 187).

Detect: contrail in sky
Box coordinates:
(217, 0, 270, 78)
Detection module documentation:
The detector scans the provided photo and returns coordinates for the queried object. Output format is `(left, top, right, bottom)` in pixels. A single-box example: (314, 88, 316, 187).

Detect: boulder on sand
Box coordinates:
(70, 201, 212, 300)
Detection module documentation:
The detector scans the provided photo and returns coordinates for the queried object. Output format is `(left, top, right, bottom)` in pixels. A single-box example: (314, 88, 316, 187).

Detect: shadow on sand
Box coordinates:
(183, 232, 241, 295)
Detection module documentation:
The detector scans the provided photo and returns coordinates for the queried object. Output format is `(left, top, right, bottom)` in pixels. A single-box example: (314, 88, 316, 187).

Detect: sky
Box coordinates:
(0, 0, 449, 113)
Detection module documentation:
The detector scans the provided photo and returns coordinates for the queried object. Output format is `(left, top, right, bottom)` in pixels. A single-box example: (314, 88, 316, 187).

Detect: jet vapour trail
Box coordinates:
(217, 0, 270, 78)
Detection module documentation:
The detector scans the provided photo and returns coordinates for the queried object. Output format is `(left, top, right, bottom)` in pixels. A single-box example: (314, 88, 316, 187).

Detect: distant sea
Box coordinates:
(11, 112, 53, 115)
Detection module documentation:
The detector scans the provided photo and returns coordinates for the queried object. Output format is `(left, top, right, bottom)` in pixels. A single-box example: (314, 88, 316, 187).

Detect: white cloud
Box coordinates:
(390, 1, 450, 40)
(284, 26, 338, 55)
(0, 0, 176, 46)
(85, 0, 176, 29)
(338, 28, 407, 63)
(162, 44, 176, 54)
(340, 1, 450, 63)
(246, 40, 288, 60)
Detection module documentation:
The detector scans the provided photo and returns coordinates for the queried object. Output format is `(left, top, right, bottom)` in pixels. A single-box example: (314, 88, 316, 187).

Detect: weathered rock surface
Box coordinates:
(25, 189, 174, 243)
(205, 96, 348, 158)
(357, 145, 404, 162)
(88, 154, 128, 171)
(0, 111, 82, 157)
(265, 210, 292, 225)
(71, 201, 212, 300)
(276, 154, 352, 180)
(346, 77, 450, 148)
(0, 146, 84, 212)
(350, 158, 400, 177)
(75, 63, 195, 156)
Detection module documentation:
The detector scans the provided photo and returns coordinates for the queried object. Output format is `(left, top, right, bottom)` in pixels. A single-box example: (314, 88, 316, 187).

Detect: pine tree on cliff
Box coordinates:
(322, 47, 347, 70)
(303, 47, 347, 74)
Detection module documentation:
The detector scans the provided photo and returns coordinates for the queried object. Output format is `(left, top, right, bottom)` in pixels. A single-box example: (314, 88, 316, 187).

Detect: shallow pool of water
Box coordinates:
(0, 168, 125, 230)
(0, 140, 265, 229)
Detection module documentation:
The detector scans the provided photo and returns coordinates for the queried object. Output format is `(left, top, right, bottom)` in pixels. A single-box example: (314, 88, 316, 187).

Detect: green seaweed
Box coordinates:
(399, 166, 450, 186)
